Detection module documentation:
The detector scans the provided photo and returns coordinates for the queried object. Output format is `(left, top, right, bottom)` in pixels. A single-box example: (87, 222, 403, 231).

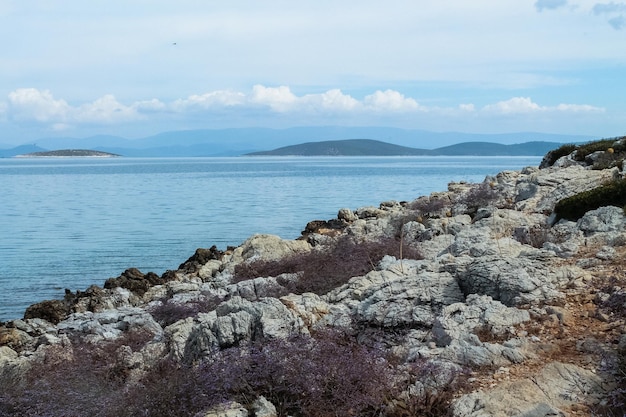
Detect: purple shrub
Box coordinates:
(1, 327, 467, 416)
(149, 295, 224, 327)
(196, 329, 394, 416)
(234, 235, 422, 295)
(458, 182, 499, 216)
(1, 329, 154, 417)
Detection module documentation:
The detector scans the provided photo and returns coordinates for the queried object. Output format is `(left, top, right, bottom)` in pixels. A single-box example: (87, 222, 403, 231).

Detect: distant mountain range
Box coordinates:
(247, 139, 562, 156)
(0, 127, 595, 158)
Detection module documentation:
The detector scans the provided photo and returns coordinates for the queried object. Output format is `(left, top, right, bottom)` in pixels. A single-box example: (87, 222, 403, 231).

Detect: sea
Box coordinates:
(0, 155, 541, 321)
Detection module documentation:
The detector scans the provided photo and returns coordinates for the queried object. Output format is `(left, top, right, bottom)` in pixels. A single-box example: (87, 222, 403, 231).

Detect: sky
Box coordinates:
(1, 0, 625, 146)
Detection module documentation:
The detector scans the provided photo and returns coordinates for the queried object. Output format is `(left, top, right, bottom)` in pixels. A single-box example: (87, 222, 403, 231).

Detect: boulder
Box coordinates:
(182, 297, 306, 362)
(23, 299, 68, 324)
(200, 402, 248, 417)
(456, 256, 568, 306)
(325, 258, 464, 328)
(432, 295, 530, 347)
(251, 396, 277, 417)
(104, 268, 172, 296)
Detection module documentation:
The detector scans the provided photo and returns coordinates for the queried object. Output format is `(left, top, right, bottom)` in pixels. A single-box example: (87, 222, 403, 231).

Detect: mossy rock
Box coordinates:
(554, 178, 626, 222)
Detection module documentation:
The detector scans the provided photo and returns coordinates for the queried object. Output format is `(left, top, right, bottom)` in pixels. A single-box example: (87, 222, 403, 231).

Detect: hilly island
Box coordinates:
(246, 139, 560, 156)
(16, 149, 120, 158)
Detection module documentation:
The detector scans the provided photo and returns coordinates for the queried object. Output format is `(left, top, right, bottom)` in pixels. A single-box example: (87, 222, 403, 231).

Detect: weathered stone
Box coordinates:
(178, 246, 223, 273)
(56, 307, 162, 342)
(578, 206, 626, 236)
(338, 207, 358, 222)
(251, 396, 277, 417)
(432, 295, 530, 347)
(23, 299, 69, 324)
(326, 259, 464, 328)
(456, 256, 567, 306)
(200, 401, 248, 417)
(452, 362, 606, 416)
(104, 268, 172, 296)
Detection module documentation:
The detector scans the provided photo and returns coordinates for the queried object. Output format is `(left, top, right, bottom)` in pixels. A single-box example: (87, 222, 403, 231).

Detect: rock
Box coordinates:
(0, 346, 31, 387)
(457, 256, 567, 306)
(251, 396, 277, 417)
(432, 295, 530, 347)
(280, 292, 330, 328)
(325, 259, 464, 328)
(56, 307, 162, 343)
(0, 326, 33, 350)
(226, 275, 293, 301)
(182, 297, 306, 362)
(338, 207, 358, 222)
(178, 246, 224, 273)
(104, 268, 172, 296)
(24, 299, 69, 324)
(577, 206, 626, 236)
(200, 402, 248, 417)
(228, 234, 311, 267)
(452, 362, 606, 416)
(301, 219, 346, 237)
(355, 206, 387, 219)
(514, 165, 618, 214)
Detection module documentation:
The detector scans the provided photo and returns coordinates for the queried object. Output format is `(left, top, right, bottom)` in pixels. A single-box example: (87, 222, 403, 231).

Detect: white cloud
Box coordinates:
(483, 97, 541, 114)
(249, 85, 298, 112)
(2, 88, 606, 135)
(299, 89, 360, 112)
(7, 88, 140, 125)
(482, 96, 604, 114)
(363, 90, 421, 112)
(8, 88, 71, 122)
(75, 95, 137, 123)
(172, 90, 245, 111)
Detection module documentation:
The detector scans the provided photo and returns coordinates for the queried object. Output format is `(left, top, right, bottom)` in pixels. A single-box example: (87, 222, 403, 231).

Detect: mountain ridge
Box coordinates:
(247, 139, 562, 156)
(0, 126, 594, 157)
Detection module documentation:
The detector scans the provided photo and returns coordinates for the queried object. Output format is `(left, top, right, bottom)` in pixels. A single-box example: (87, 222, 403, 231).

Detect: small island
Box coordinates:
(15, 149, 121, 158)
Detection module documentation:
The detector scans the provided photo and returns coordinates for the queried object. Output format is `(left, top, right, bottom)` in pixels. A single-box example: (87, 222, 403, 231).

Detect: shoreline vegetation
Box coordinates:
(15, 149, 120, 158)
(1, 137, 625, 416)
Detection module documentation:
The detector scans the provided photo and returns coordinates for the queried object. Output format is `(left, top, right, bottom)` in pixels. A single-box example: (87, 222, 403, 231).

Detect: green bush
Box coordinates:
(541, 143, 577, 167)
(553, 179, 626, 222)
(573, 139, 617, 162)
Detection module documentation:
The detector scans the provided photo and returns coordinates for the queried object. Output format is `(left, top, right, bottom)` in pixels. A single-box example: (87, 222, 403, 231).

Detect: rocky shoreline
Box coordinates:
(1, 140, 625, 416)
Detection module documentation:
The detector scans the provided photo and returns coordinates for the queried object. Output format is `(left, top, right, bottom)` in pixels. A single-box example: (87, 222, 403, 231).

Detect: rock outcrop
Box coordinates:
(2, 140, 625, 416)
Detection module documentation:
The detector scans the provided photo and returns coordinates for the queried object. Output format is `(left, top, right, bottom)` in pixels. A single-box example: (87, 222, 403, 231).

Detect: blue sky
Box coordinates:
(1, 0, 625, 146)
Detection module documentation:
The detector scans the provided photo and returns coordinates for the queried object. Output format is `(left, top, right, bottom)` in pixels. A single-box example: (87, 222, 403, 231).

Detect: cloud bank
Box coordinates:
(1, 86, 604, 135)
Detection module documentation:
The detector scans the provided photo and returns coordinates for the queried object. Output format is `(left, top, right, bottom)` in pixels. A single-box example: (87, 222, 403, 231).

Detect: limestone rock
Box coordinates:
(182, 297, 306, 362)
(452, 362, 606, 416)
(326, 259, 464, 327)
(234, 234, 311, 263)
(432, 295, 530, 347)
(200, 402, 248, 417)
(56, 307, 162, 343)
(251, 396, 277, 417)
(457, 256, 567, 306)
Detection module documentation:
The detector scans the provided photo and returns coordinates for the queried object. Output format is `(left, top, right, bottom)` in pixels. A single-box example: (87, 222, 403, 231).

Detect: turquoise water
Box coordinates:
(0, 156, 541, 321)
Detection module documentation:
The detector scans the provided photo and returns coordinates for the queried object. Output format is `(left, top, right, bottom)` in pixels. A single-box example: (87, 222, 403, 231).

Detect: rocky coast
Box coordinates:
(1, 139, 625, 416)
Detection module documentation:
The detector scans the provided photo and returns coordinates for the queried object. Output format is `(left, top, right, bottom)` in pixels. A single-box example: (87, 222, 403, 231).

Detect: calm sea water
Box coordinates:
(0, 156, 541, 321)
